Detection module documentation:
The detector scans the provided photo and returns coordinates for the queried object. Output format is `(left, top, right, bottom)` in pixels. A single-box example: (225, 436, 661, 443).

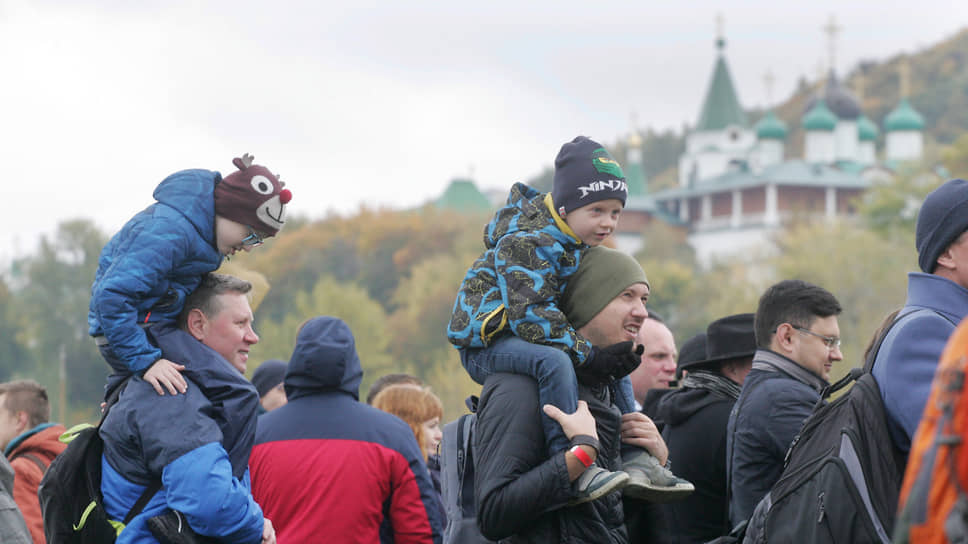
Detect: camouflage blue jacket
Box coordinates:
(447, 182, 592, 365)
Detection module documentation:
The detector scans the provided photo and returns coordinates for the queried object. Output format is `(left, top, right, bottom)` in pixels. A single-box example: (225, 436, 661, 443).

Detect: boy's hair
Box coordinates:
(371, 384, 443, 459)
(0, 380, 50, 428)
(754, 279, 843, 349)
(178, 273, 253, 327)
(552, 136, 628, 215)
(366, 373, 424, 405)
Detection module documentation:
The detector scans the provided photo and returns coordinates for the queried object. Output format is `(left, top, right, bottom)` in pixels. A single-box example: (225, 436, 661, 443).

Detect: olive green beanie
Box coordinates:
(561, 246, 650, 330)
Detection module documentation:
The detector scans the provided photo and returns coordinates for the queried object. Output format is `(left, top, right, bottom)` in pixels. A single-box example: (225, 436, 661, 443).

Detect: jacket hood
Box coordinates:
(284, 316, 363, 401)
(483, 182, 581, 250)
(153, 168, 221, 243)
(5, 423, 65, 458)
(655, 387, 726, 427)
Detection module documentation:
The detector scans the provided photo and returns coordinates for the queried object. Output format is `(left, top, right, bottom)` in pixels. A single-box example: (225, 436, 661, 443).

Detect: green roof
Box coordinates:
(857, 115, 878, 141)
(884, 98, 925, 132)
(625, 161, 648, 197)
(435, 179, 492, 213)
(802, 99, 838, 131)
(695, 50, 747, 131)
(755, 111, 788, 140)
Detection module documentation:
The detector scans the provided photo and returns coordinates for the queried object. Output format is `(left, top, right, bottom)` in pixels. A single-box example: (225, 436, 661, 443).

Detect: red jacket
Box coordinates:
(8, 424, 67, 544)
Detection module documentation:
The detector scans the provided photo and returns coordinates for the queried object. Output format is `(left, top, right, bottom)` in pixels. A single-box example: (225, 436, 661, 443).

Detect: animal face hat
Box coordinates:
(214, 153, 292, 236)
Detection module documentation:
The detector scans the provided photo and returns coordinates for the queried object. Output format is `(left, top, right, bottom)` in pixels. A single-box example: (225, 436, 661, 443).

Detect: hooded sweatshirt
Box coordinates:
(250, 316, 442, 543)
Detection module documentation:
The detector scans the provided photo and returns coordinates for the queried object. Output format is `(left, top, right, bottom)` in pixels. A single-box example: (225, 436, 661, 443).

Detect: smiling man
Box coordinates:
(725, 279, 843, 527)
(100, 273, 273, 544)
(474, 246, 686, 543)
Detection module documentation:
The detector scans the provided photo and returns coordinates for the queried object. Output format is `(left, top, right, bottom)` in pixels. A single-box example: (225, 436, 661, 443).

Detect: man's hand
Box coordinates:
(576, 341, 645, 386)
(262, 518, 276, 544)
(620, 412, 668, 466)
(542, 400, 598, 441)
(143, 358, 187, 395)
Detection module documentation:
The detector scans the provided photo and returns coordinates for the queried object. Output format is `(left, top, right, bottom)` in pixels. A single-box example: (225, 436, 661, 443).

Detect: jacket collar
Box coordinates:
(906, 272, 968, 322)
(751, 349, 828, 393)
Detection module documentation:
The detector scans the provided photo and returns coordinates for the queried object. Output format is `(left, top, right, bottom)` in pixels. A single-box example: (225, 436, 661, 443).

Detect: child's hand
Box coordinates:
(144, 358, 187, 395)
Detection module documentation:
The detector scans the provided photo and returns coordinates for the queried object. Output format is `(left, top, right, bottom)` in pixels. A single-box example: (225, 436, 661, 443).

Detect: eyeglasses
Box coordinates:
(240, 227, 265, 248)
(794, 326, 841, 351)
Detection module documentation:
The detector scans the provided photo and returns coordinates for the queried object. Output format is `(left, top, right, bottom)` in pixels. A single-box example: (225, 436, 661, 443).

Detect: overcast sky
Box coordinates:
(0, 0, 964, 263)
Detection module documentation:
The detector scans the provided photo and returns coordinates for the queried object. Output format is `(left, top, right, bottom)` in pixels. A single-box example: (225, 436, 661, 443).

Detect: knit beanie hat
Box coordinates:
(561, 246, 649, 330)
(251, 359, 288, 398)
(916, 178, 968, 273)
(214, 154, 292, 236)
(551, 136, 628, 214)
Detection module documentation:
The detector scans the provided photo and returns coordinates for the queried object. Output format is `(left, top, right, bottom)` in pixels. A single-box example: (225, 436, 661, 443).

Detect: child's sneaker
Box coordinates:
(622, 450, 694, 503)
(568, 464, 629, 506)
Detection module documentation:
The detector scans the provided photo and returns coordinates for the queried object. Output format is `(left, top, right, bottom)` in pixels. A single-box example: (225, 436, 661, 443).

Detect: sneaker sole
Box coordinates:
(623, 480, 695, 503)
(568, 471, 630, 506)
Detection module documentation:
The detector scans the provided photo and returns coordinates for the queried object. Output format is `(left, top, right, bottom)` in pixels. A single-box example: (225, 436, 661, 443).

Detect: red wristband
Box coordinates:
(569, 445, 594, 468)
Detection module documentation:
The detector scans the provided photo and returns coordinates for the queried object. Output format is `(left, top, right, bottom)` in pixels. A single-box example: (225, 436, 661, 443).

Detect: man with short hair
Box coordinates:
(0, 380, 66, 544)
(249, 316, 442, 543)
(100, 274, 274, 543)
(654, 313, 756, 543)
(726, 280, 843, 526)
(474, 246, 683, 543)
(629, 316, 678, 415)
(873, 178, 968, 457)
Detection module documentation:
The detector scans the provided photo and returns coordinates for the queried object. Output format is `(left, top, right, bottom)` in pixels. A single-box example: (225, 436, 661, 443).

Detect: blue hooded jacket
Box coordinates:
(88, 169, 224, 373)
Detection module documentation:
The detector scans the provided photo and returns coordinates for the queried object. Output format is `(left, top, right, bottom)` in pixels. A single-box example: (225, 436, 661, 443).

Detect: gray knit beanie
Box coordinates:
(561, 246, 649, 329)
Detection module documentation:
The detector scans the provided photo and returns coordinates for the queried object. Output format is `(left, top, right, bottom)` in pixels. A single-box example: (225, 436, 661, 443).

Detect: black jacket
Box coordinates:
(653, 386, 736, 543)
(475, 373, 628, 543)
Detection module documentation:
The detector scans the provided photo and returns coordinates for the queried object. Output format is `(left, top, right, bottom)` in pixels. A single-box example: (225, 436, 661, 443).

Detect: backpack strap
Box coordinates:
(456, 413, 477, 517)
(9, 451, 48, 475)
(100, 375, 164, 525)
(864, 308, 957, 373)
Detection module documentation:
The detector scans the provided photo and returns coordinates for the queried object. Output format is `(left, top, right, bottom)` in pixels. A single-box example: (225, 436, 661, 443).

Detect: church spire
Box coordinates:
(695, 14, 747, 131)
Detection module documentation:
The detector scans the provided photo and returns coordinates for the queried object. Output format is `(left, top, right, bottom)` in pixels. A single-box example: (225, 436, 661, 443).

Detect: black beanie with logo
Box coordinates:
(551, 136, 628, 214)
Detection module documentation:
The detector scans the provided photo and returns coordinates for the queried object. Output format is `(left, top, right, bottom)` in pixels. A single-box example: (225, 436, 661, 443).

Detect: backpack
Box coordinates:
(895, 315, 968, 543)
(38, 378, 159, 544)
(439, 396, 495, 544)
(741, 309, 940, 544)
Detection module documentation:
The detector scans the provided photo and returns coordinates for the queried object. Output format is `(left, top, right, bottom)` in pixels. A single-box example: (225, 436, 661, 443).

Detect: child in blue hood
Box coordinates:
(88, 154, 292, 395)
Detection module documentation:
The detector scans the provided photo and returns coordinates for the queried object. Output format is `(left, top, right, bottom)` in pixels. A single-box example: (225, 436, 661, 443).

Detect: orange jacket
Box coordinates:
(7, 424, 66, 544)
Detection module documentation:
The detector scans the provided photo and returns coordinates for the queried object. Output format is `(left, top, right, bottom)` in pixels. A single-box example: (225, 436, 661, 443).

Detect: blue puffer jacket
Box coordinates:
(100, 356, 263, 544)
(88, 169, 224, 373)
(446, 183, 592, 364)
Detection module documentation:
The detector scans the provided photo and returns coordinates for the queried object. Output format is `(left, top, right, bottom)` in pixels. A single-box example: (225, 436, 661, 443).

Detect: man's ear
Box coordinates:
(936, 246, 956, 271)
(15, 411, 29, 434)
(771, 323, 797, 354)
(185, 308, 208, 341)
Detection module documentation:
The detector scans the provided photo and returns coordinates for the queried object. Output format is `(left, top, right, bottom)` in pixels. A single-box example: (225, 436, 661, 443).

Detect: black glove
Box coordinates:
(576, 341, 645, 386)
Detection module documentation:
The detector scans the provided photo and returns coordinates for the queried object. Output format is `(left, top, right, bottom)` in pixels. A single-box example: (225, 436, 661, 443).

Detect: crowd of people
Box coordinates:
(0, 143, 965, 543)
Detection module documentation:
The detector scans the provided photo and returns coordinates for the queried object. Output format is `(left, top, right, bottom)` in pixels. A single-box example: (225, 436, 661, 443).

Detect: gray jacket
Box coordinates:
(0, 455, 31, 544)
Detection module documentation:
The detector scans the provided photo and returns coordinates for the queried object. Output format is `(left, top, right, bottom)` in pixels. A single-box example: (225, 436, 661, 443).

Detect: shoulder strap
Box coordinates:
(9, 451, 48, 475)
(100, 375, 164, 525)
(865, 308, 957, 373)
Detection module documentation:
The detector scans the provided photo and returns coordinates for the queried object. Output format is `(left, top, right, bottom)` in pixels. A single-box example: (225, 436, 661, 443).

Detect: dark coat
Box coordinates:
(726, 354, 821, 526)
(475, 372, 628, 544)
(653, 386, 735, 543)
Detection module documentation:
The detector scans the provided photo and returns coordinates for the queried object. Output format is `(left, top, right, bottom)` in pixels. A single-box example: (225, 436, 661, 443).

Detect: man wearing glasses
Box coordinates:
(872, 178, 968, 459)
(725, 279, 843, 528)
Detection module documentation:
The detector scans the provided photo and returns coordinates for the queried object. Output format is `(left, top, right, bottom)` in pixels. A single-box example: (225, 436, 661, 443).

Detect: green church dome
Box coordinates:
(755, 111, 788, 140)
(884, 98, 925, 132)
(857, 115, 878, 141)
(802, 99, 838, 131)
